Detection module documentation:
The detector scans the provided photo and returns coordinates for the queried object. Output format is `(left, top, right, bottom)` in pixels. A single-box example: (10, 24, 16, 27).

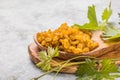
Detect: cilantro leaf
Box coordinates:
(76, 58, 96, 77)
(36, 47, 59, 71)
(74, 2, 112, 31)
(118, 13, 120, 24)
(47, 46, 59, 58)
(102, 2, 112, 22)
(88, 5, 98, 25)
(119, 13, 120, 17)
(74, 5, 100, 30)
(100, 59, 118, 73)
(38, 51, 48, 60)
(76, 59, 120, 80)
(101, 24, 120, 41)
(74, 23, 99, 30)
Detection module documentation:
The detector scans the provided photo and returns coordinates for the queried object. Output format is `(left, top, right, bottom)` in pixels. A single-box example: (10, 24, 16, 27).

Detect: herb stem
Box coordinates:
(31, 66, 59, 80)
(95, 58, 120, 63)
(64, 61, 85, 67)
(33, 56, 96, 80)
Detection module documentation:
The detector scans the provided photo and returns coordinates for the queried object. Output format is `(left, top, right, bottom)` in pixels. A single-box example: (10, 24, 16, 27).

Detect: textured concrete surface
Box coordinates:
(0, 0, 120, 80)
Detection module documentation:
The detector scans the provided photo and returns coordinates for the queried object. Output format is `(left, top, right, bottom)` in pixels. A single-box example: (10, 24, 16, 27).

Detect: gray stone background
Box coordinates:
(0, 0, 120, 80)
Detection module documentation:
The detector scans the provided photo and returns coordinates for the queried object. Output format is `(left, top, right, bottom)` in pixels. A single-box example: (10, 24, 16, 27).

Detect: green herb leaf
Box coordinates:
(76, 58, 96, 77)
(38, 51, 48, 60)
(102, 2, 112, 22)
(74, 2, 112, 31)
(74, 23, 99, 30)
(118, 13, 120, 24)
(119, 13, 120, 17)
(47, 46, 59, 58)
(101, 24, 120, 41)
(74, 5, 100, 30)
(100, 59, 118, 73)
(88, 5, 98, 25)
(36, 47, 59, 71)
(76, 59, 120, 80)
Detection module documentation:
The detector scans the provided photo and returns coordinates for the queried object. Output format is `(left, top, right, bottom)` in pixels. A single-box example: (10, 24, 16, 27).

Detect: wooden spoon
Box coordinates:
(34, 31, 120, 60)
(28, 43, 120, 73)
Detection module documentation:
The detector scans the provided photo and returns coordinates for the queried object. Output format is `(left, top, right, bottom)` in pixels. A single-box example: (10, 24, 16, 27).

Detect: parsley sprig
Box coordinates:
(32, 47, 120, 80)
(76, 58, 120, 80)
(74, 2, 112, 31)
(36, 47, 59, 71)
(74, 5, 100, 30)
(32, 47, 97, 80)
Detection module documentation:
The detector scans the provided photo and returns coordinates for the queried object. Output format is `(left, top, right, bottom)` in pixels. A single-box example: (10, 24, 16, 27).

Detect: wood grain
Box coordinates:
(28, 43, 120, 73)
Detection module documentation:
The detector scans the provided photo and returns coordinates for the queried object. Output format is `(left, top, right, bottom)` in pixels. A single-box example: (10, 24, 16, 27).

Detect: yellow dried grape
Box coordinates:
(37, 23, 98, 54)
(83, 48, 90, 52)
(73, 48, 83, 54)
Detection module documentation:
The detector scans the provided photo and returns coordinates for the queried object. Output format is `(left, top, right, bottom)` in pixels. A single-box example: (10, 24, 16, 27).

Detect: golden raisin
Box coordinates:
(37, 23, 98, 54)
